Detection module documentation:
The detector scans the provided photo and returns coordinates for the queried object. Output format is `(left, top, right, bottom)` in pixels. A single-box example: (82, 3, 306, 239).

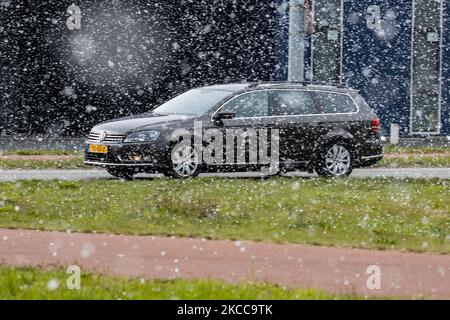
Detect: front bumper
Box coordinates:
(84, 141, 168, 170)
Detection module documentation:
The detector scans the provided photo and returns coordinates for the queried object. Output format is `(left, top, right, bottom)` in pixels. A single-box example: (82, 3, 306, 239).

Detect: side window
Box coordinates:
(220, 91, 269, 118)
(316, 92, 358, 114)
(271, 91, 316, 116)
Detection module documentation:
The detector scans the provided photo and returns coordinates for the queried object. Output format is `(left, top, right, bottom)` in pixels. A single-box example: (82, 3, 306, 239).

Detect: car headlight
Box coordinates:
(124, 130, 161, 143)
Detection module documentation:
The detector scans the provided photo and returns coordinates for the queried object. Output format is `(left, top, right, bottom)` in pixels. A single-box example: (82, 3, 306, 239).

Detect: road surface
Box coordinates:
(0, 168, 449, 181)
(0, 229, 449, 299)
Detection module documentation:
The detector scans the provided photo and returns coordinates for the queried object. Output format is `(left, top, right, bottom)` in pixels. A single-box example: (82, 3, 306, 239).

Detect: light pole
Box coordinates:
(288, 0, 307, 82)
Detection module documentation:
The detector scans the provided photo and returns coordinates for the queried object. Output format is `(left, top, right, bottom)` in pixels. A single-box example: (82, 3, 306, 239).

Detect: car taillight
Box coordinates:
(371, 117, 381, 132)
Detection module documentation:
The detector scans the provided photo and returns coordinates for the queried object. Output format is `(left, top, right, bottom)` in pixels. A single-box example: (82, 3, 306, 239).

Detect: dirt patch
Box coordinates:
(384, 153, 450, 159)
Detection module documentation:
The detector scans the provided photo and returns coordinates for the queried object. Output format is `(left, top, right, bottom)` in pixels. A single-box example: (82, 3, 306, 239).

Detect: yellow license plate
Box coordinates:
(89, 144, 108, 154)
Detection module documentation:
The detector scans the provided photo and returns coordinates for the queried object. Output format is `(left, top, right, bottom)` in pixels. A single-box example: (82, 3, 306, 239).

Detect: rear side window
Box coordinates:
(315, 92, 358, 114)
(271, 90, 316, 116)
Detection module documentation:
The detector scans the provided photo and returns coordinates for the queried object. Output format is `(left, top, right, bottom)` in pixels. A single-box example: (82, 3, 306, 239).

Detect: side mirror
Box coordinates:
(213, 112, 236, 124)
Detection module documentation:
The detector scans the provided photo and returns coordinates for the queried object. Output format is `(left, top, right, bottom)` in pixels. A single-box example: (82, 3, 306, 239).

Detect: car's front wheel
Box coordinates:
(164, 144, 201, 178)
(106, 167, 135, 180)
(315, 143, 353, 178)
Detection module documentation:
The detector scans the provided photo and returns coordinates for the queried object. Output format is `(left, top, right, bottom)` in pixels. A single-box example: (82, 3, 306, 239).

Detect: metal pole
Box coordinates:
(288, 0, 306, 82)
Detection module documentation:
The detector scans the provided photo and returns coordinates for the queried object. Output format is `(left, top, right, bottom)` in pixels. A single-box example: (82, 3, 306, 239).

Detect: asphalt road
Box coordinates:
(1, 228, 449, 298)
(0, 168, 449, 181)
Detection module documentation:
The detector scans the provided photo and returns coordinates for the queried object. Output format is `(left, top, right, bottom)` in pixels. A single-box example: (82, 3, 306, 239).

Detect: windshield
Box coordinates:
(153, 89, 232, 116)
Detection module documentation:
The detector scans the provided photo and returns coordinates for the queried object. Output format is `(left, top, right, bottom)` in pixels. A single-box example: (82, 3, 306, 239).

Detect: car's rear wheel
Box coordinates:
(315, 143, 353, 178)
(106, 167, 135, 180)
(165, 144, 201, 178)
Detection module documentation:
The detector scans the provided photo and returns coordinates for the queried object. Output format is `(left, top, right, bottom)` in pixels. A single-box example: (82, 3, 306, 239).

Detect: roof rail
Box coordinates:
(249, 81, 347, 89)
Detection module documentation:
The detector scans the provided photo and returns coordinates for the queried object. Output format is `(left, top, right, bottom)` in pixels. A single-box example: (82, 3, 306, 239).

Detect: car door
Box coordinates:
(208, 90, 276, 167)
(269, 89, 319, 163)
(311, 90, 360, 140)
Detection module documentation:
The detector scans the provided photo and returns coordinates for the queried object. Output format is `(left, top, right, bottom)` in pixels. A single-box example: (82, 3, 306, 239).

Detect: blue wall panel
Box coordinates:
(342, 0, 412, 135)
(442, 1, 450, 134)
(273, 0, 450, 135)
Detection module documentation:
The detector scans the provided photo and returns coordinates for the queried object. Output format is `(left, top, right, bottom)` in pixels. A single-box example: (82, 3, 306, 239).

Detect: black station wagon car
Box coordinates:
(84, 82, 383, 179)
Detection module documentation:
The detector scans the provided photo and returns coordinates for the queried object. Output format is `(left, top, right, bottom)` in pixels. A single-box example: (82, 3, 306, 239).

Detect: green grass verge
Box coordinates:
(0, 178, 448, 253)
(0, 149, 84, 169)
(376, 156, 450, 168)
(0, 265, 353, 300)
(379, 145, 450, 168)
(0, 158, 85, 169)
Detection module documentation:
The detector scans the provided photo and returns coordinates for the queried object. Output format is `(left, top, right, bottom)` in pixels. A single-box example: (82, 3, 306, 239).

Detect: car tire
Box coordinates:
(164, 143, 201, 178)
(106, 167, 135, 180)
(314, 142, 354, 178)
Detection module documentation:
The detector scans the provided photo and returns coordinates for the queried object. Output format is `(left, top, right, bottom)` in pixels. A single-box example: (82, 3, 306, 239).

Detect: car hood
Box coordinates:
(92, 113, 196, 134)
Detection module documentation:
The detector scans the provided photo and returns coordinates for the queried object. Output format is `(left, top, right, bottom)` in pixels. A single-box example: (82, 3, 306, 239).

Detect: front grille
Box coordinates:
(84, 152, 119, 163)
(85, 153, 107, 161)
(88, 131, 125, 144)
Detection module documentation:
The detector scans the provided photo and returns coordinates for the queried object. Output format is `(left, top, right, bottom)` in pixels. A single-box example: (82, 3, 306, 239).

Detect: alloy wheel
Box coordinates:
(325, 144, 351, 176)
(171, 145, 199, 177)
